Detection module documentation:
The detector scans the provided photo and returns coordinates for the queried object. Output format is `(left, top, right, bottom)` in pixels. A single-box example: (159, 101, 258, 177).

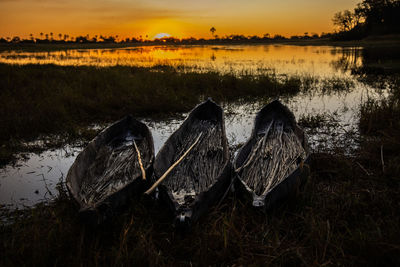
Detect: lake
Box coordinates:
(1, 44, 362, 76)
(0, 44, 396, 207)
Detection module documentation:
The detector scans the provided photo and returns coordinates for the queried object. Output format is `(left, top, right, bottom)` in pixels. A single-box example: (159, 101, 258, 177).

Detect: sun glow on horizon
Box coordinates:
(153, 33, 171, 39)
(0, 0, 360, 39)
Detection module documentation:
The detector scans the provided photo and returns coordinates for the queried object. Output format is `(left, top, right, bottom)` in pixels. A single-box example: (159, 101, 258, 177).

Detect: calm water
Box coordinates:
(0, 44, 393, 207)
(0, 44, 363, 76)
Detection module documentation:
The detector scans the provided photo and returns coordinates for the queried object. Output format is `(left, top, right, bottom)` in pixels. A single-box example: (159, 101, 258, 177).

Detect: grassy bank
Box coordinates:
(2, 102, 399, 266)
(1, 63, 337, 165)
(1, 144, 399, 266)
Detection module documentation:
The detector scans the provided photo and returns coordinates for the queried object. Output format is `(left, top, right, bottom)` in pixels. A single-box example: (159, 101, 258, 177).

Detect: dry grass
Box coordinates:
(0, 63, 353, 166)
(1, 146, 399, 266)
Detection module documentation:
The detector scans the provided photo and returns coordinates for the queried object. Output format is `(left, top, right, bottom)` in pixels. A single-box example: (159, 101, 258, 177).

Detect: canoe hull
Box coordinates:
(157, 160, 231, 227)
(153, 99, 231, 228)
(234, 155, 310, 210)
(233, 100, 310, 210)
(66, 115, 154, 224)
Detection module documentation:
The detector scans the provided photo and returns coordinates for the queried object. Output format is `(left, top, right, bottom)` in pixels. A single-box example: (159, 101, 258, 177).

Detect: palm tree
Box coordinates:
(40, 32, 43, 39)
(58, 33, 62, 40)
(210, 27, 216, 37)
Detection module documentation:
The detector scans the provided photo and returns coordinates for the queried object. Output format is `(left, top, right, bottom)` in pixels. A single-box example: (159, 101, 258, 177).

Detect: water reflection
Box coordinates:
(0, 45, 364, 76)
(0, 106, 254, 207)
(0, 95, 367, 207)
(1, 44, 399, 207)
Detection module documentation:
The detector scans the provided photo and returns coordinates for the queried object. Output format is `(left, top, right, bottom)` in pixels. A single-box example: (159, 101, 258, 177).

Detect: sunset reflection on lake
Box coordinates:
(0, 44, 363, 77)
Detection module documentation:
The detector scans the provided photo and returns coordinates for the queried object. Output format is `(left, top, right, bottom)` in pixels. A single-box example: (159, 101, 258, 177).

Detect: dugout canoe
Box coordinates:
(233, 100, 310, 209)
(150, 99, 231, 228)
(66, 116, 154, 223)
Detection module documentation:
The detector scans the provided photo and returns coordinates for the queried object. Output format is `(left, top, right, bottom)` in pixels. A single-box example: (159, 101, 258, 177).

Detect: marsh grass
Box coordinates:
(358, 87, 400, 180)
(298, 113, 339, 129)
(359, 98, 400, 136)
(1, 73, 400, 266)
(0, 127, 98, 166)
(1, 145, 399, 266)
(1, 96, 400, 265)
(0, 63, 300, 143)
(0, 63, 354, 166)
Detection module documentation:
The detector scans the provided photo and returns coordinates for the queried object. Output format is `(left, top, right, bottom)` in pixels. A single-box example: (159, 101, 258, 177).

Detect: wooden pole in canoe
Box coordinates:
(133, 139, 146, 180)
(144, 132, 203, 195)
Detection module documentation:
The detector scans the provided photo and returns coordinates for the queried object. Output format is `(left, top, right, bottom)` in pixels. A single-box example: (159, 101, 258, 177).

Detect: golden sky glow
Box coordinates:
(0, 0, 359, 39)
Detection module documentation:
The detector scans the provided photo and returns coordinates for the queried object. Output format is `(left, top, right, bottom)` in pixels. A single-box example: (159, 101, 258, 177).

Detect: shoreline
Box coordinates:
(1, 35, 399, 52)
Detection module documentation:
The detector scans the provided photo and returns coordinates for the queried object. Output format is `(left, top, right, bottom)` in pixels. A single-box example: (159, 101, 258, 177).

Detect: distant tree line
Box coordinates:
(0, 34, 135, 44)
(332, 0, 400, 40)
(0, 32, 335, 45)
(2, 1, 398, 45)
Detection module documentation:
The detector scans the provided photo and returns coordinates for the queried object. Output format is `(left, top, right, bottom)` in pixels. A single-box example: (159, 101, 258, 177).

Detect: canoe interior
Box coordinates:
(67, 116, 154, 211)
(154, 99, 230, 217)
(234, 100, 309, 206)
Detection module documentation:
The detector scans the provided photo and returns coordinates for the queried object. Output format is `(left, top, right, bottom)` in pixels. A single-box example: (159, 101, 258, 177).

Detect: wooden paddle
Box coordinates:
(144, 132, 203, 195)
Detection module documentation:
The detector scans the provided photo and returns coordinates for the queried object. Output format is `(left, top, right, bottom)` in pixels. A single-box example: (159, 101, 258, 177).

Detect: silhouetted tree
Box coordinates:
(210, 27, 216, 37)
(353, 3, 365, 25)
(333, 10, 358, 31)
(75, 36, 89, 43)
(360, 0, 400, 33)
(11, 36, 21, 43)
(273, 34, 286, 40)
(332, 0, 400, 38)
(249, 35, 260, 41)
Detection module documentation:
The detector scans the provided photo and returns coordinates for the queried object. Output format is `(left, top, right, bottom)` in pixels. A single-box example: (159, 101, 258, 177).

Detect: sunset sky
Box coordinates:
(0, 0, 359, 39)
